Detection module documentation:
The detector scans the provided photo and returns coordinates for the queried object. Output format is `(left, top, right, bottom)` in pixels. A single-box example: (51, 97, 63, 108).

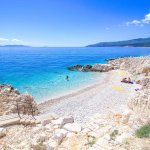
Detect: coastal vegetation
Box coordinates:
(136, 125, 150, 138)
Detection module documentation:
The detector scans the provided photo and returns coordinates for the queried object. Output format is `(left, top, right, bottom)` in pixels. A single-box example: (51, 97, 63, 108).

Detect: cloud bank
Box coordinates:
(126, 13, 150, 26)
(0, 38, 23, 44)
(0, 38, 9, 42)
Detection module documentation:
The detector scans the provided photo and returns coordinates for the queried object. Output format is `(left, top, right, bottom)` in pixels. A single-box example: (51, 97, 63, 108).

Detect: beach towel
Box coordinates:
(112, 85, 124, 91)
(114, 71, 129, 75)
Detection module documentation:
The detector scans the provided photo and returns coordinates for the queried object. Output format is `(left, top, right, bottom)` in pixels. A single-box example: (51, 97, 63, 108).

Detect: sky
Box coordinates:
(0, 0, 150, 47)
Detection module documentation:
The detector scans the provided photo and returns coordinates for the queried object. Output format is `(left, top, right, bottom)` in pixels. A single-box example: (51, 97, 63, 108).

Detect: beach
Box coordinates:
(39, 70, 140, 122)
(0, 55, 150, 150)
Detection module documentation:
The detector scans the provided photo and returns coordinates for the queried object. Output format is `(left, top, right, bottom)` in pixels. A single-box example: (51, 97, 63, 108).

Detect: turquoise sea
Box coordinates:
(0, 47, 150, 102)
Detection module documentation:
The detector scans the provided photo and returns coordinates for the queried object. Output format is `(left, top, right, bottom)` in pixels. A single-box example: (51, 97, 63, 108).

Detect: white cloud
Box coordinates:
(126, 13, 150, 26)
(11, 38, 22, 42)
(142, 13, 150, 24)
(0, 38, 9, 42)
(0, 37, 24, 44)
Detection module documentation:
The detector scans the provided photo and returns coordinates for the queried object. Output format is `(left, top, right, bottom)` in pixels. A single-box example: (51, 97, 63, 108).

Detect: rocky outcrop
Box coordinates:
(1, 112, 150, 150)
(141, 77, 150, 89)
(90, 64, 115, 72)
(68, 64, 92, 71)
(68, 56, 150, 74)
(0, 84, 39, 116)
(128, 89, 150, 124)
(108, 56, 150, 76)
(68, 64, 115, 72)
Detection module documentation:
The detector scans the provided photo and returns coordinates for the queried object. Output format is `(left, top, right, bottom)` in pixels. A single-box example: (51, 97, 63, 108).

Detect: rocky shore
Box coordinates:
(0, 55, 150, 150)
(68, 64, 115, 72)
(0, 84, 39, 116)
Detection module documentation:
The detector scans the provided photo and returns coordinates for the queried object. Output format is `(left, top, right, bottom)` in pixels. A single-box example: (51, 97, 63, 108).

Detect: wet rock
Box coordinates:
(67, 65, 83, 71)
(68, 64, 114, 72)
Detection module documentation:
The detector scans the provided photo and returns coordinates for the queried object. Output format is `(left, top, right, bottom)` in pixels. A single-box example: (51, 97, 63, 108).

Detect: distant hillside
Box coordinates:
(87, 37, 150, 47)
(0, 45, 31, 47)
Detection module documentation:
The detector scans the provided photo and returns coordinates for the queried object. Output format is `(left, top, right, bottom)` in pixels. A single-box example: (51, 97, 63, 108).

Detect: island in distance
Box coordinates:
(87, 37, 150, 47)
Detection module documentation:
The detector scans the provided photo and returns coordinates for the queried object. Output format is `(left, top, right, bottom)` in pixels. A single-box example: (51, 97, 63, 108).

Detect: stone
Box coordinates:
(88, 131, 100, 138)
(52, 129, 68, 144)
(96, 138, 109, 147)
(38, 113, 59, 124)
(46, 140, 58, 150)
(0, 127, 6, 138)
(66, 132, 76, 138)
(51, 116, 74, 125)
(63, 123, 82, 133)
(115, 133, 132, 144)
(42, 119, 52, 126)
(37, 133, 49, 142)
(31, 140, 47, 150)
(103, 134, 111, 141)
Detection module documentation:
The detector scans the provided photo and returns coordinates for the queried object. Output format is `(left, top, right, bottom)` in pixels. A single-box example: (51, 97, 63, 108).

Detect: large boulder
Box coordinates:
(0, 84, 39, 116)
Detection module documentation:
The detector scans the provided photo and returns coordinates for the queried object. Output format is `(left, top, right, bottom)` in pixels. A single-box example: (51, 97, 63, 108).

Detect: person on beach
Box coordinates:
(121, 77, 133, 84)
(66, 75, 69, 81)
(121, 78, 127, 83)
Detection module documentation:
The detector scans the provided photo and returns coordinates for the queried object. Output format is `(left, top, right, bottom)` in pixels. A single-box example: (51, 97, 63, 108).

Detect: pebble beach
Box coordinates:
(39, 70, 140, 122)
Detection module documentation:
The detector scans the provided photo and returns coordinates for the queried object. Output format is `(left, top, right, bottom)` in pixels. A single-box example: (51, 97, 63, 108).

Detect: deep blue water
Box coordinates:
(0, 47, 150, 102)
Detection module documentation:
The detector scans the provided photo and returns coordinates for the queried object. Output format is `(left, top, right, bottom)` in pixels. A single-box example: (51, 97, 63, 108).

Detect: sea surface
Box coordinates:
(0, 47, 150, 102)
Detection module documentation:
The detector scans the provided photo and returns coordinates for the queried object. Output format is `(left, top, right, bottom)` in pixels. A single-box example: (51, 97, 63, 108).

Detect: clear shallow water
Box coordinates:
(0, 47, 150, 102)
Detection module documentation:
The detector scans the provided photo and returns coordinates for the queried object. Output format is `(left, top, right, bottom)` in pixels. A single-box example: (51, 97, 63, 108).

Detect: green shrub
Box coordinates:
(110, 130, 118, 140)
(88, 136, 96, 146)
(136, 125, 150, 138)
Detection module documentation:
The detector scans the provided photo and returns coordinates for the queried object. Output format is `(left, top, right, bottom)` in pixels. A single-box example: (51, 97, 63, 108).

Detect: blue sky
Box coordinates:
(0, 0, 150, 46)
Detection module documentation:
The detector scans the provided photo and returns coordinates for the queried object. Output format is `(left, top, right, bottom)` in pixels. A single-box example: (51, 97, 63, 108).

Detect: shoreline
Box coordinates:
(38, 72, 108, 108)
(0, 55, 150, 150)
(39, 69, 140, 122)
(37, 72, 102, 103)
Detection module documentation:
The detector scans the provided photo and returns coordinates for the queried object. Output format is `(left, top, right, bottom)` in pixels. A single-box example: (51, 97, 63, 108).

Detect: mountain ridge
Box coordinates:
(87, 37, 150, 47)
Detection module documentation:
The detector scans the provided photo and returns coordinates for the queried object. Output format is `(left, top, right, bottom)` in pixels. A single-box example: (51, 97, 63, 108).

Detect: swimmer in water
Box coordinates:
(66, 75, 69, 81)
